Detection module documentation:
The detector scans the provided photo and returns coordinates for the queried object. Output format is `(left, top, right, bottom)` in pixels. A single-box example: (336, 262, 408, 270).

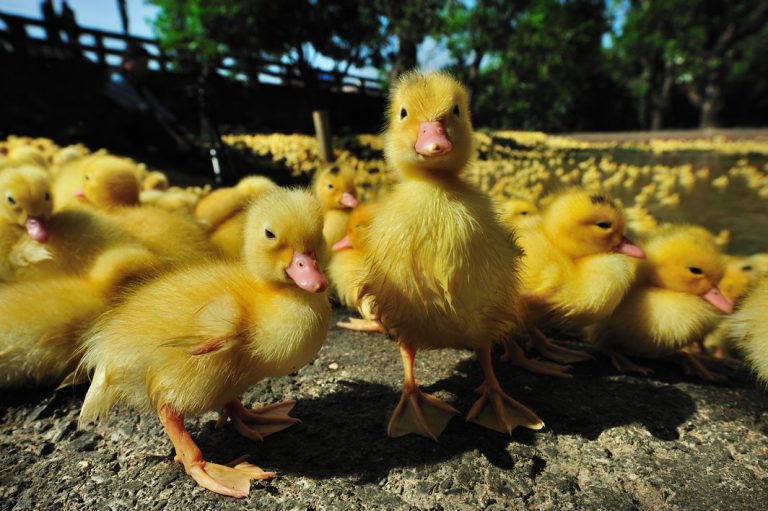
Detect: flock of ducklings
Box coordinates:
(2, 71, 768, 499)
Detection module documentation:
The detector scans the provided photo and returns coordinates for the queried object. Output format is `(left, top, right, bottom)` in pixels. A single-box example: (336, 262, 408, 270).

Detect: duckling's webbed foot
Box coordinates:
(336, 317, 385, 333)
(674, 351, 727, 382)
(468, 347, 545, 434)
(501, 339, 573, 379)
(216, 399, 301, 441)
(159, 406, 274, 498)
(608, 350, 653, 376)
(388, 342, 458, 441)
(530, 327, 594, 364)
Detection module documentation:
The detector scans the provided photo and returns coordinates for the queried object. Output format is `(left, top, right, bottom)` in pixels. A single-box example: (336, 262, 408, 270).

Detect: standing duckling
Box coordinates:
(504, 189, 645, 376)
(589, 224, 732, 380)
(78, 189, 331, 498)
(357, 71, 543, 440)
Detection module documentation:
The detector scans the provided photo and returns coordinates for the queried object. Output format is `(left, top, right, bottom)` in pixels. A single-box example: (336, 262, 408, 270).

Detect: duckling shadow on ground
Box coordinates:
(197, 353, 702, 482)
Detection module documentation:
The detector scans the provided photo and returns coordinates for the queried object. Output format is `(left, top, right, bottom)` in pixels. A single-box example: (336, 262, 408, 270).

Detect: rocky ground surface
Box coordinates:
(1, 307, 767, 511)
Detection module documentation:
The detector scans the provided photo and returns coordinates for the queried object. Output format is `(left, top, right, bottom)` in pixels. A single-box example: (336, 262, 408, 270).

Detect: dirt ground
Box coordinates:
(1, 307, 767, 511)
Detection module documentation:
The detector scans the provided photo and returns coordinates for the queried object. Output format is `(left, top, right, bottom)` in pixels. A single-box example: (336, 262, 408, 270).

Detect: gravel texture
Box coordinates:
(2, 307, 767, 510)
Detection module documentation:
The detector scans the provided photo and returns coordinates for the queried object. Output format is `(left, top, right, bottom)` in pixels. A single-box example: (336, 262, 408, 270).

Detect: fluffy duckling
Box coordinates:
(726, 276, 768, 382)
(195, 176, 279, 259)
(81, 160, 216, 265)
(718, 253, 768, 303)
(0, 166, 54, 281)
(0, 245, 163, 388)
(494, 194, 539, 231)
(589, 224, 733, 380)
(354, 71, 543, 440)
(329, 202, 382, 331)
(78, 189, 331, 498)
(312, 163, 359, 249)
(505, 188, 645, 374)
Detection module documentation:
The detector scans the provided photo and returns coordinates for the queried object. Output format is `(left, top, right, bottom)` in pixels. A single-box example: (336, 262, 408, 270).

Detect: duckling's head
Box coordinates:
(82, 157, 141, 209)
(496, 194, 539, 230)
(643, 225, 732, 312)
(332, 202, 377, 252)
(243, 188, 328, 293)
(719, 253, 768, 302)
(385, 71, 473, 180)
(0, 165, 53, 241)
(312, 164, 358, 211)
(543, 189, 645, 259)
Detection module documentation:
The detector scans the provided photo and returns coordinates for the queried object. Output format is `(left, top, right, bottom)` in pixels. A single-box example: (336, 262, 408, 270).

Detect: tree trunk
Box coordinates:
(390, 37, 418, 82)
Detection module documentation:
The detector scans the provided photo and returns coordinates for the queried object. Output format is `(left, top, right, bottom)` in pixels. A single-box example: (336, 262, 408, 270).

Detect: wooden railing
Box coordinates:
(0, 11, 385, 96)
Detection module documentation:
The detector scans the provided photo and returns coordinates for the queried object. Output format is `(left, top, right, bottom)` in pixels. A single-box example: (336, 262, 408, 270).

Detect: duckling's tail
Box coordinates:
(78, 365, 118, 428)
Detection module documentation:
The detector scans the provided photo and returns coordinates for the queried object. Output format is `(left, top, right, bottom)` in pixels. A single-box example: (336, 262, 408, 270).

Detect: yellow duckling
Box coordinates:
(504, 188, 645, 375)
(0, 244, 163, 388)
(0, 166, 55, 281)
(195, 175, 279, 259)
(355, 71, 542, 439)
(312, 163, 359, 249)
(725, 276, 768, 382)
(78, 188, 331, 498)
(589, 224, 733, 380)
(494, 194, 539, 231)
(81, 159, 216, 266)
(328, 202, 382, 332)
(718, 253, 768, 303)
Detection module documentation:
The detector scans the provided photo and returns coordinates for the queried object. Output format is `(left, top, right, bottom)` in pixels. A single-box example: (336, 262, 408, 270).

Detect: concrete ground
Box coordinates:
(1, 307, 767, 511)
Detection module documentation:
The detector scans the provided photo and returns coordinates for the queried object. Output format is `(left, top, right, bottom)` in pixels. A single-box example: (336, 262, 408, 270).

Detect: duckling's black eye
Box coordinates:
(688, 266, 703, 275)
(742, 265, 753, 272)
(7, 195, 15, 205)
(596, 221, 611, 229)
(453, 104, 460, 117)
(44, 192, 50, 201)
(520, 211, 528, 216)
(265, 229, 276, 239)
(400, 107, 407, 120)
(327, 183, 334, 189)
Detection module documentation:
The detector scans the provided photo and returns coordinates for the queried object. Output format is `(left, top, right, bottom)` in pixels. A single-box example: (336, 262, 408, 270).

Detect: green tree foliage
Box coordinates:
(148, 0, 386, 83)
(442, 0, 620, 132)
(611, 0, 768, 129)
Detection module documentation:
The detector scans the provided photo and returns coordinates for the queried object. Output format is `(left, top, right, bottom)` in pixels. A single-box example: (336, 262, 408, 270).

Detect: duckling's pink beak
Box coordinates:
(339, 192, 358, 208)
(332, 235, 353, 252)
(613, 236, 645, 258)
(25, 217, 51, 243)
(701, 286, 733, 313)
(415, 121, 452, 157)
(286, 251, 328, 292)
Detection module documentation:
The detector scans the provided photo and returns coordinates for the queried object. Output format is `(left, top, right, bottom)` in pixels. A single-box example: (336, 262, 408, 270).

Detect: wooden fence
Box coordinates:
(0, 11, 385, 96)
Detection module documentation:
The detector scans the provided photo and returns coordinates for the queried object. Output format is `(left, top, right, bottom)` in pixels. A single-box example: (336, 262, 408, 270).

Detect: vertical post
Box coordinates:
(313, 109, 333, 163)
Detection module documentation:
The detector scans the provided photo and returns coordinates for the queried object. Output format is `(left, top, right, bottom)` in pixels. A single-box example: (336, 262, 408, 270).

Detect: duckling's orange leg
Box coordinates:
(674, 352, 727, 382)
(336, 317, 385, 332)
(216, 399, 301, 441)
(608, 349, 653, 376)
(501, 338, 573, 379)
(529, 327, 594, 364)
(158, 405, 274, 499)
(387, 342, 458, 441)
(467, 347, 545, 434)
